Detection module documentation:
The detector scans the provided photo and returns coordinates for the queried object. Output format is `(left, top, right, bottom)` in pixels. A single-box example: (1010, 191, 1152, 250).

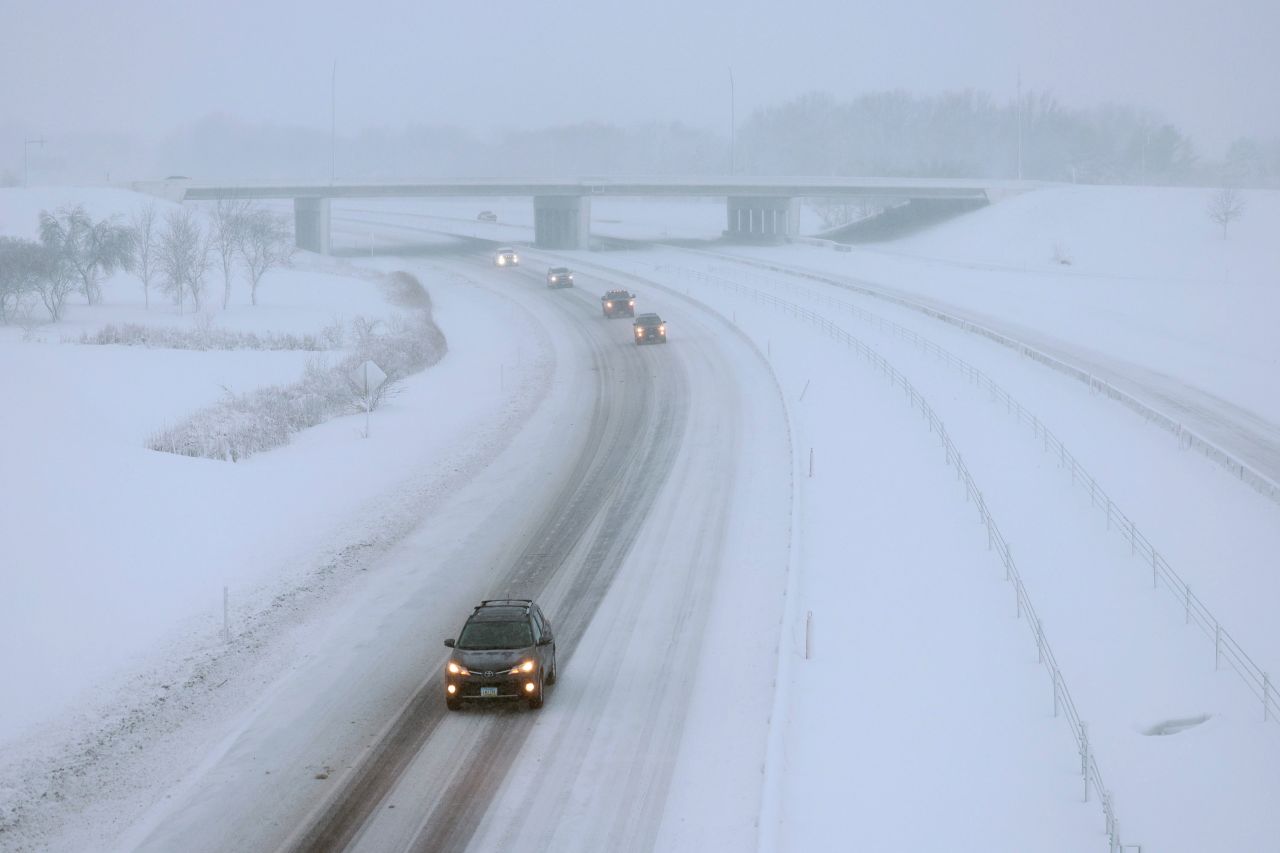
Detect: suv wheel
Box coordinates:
(446, 696, 462, 711)
(546, 651, 558, 685)
(527, 674, 545, 710)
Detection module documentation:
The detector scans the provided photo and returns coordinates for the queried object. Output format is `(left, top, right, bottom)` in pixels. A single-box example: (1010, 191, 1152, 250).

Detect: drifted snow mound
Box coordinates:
(1142, 714, 1212, 736)
(148, 270, 447, 461)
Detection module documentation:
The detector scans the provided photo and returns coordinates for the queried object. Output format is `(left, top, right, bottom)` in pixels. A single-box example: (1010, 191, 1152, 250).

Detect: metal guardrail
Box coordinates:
(699, 252, 1280, 506)
(647, 262, 1130, 851)
(671, 262, 1279, 729)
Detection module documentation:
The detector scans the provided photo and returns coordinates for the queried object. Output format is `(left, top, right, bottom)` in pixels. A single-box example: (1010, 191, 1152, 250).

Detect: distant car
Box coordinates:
(443, 599, 557, 710)
(546, 267, 574, 288)
(633, 313, 667, 345)
(494, 247, 519, 267)
(477, 210, 498, 223)
(601, 289, 636, 318)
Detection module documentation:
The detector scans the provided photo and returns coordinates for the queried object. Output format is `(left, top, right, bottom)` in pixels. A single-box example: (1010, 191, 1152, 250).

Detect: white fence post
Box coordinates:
(1081, 722, 1090, 802)
(805, 610, 814, 660)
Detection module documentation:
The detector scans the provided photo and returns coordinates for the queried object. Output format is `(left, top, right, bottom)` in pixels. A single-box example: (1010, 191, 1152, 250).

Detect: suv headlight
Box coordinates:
(508, 660, 536, 674)
(447, 661, 470, 676)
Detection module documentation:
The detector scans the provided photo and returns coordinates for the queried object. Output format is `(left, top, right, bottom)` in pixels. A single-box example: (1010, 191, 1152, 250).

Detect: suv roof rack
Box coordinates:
(478, 598, 533, 609)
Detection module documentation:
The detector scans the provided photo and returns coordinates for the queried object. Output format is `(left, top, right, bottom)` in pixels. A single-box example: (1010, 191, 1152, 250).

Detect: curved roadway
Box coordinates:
(130, 227, 789, 853)
(705, 252, 1280, 492)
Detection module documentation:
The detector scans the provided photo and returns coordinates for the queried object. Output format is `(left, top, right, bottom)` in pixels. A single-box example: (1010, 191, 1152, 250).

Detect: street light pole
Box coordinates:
(1016, 69, 1023, 182)
(729, 67, 736, 176)
(330, 60, 337, 184)
(24, 137, 47, 187)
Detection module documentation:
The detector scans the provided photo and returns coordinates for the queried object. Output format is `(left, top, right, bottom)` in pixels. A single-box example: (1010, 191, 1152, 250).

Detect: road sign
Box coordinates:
(350, 360, 386, 397)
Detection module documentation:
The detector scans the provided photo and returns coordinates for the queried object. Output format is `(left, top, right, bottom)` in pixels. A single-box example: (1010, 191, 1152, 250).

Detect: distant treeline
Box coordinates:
(5, 90, 1279, 187)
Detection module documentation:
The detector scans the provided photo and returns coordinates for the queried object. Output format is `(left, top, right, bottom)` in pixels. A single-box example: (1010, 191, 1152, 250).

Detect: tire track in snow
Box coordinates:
(286, 256, 688, 853)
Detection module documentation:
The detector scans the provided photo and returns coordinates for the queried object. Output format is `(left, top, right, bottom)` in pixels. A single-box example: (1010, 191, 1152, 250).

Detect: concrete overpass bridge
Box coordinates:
(143, 176, 1036, 253)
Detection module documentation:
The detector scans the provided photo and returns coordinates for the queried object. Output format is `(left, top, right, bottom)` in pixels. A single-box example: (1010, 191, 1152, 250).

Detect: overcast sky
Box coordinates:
(3, 0, 1277, 155)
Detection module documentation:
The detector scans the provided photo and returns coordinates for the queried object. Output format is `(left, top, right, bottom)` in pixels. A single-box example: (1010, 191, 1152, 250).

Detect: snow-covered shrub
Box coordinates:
(147, 271, 446, 461)
(78, 321, 338, 352)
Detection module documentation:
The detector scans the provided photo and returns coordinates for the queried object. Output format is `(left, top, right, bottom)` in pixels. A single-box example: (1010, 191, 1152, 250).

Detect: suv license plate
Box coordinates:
(480, 686, 498, 698)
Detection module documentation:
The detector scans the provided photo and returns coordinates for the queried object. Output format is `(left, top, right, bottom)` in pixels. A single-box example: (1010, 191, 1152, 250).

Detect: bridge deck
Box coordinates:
(164, 176, 1039, 202)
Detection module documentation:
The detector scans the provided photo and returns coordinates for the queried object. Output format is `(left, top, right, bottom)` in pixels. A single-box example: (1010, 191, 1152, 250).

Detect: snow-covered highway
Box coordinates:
(111, 249, 793, 853)
(4, 187, 1280, 853)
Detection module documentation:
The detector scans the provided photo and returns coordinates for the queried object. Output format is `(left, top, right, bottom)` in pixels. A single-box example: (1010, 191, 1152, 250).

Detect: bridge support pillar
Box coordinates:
(726, 196, 798, 242)
(534, 195, 591, 250)
(294, 197, 331, 255)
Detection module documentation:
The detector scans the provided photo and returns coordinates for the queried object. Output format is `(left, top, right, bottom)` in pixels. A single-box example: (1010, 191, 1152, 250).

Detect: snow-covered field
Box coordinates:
(2, 184, 1278, 852)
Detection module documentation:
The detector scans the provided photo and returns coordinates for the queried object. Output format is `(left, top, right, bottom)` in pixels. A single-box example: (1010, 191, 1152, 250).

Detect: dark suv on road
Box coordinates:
(601, 289, 636, 317)
(443, 599, 557, 710)
(633, 313, 667, 345)
(546, 267, 574, 288)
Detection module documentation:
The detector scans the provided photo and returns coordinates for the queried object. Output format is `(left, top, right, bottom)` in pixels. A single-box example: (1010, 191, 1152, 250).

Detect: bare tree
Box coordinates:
(31, 243, 77, 322)
(131, 201, 159, 309)
(0, 237, 44, 323)
(156, 207, 209, 314)
(238, 208, 294, 306)
(210, 198, 250, 309)
(38, 204, 135, 305)
(1206, 188, 1245, 238)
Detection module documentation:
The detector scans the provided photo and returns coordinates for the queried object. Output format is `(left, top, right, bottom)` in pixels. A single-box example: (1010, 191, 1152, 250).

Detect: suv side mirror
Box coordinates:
(537, 636, 552, 646)
(444, 638, 455, 648)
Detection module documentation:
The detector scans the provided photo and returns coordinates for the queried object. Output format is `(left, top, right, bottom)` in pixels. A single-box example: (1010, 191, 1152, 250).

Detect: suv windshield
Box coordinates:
(457, 620, 533, 650)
